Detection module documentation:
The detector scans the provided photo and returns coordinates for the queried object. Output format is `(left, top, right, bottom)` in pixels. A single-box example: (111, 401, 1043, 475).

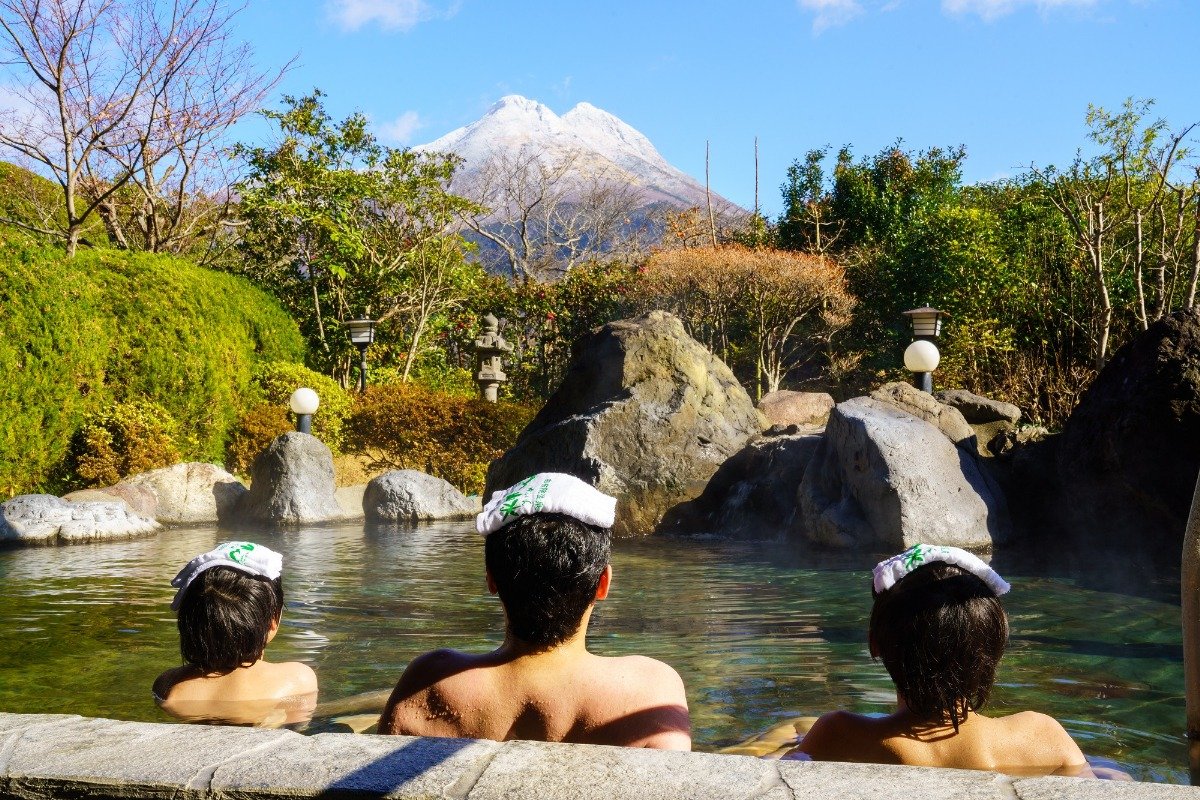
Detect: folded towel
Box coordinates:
(872, 543, 1010, 596)
(477, 473, 617, 535)
(170, 541, 283, 610)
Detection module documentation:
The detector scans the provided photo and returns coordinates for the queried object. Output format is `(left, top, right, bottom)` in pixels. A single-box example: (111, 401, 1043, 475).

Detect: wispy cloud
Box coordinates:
(798, 0, 865, 33)
(376, 110, 423, 144)
(325, 0, 459, 32)
(941, 0, 1099, 21)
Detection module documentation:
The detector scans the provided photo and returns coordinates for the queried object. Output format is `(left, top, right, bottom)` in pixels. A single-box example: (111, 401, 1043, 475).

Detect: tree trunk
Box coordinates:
(1183, 468, 1200, 782)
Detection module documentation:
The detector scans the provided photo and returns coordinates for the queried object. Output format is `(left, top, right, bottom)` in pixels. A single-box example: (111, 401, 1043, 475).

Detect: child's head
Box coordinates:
(869, 545, 1010, 730)
(170, 542, 284, 675)
(477, 473, 617, 648)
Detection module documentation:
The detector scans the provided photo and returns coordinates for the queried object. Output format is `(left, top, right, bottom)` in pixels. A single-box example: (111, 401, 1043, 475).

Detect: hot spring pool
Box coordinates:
(0, 522, 1186, 783)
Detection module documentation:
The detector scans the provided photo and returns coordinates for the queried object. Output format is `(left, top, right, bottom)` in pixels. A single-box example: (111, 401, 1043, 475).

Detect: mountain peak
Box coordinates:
(487, 94, 556, 119)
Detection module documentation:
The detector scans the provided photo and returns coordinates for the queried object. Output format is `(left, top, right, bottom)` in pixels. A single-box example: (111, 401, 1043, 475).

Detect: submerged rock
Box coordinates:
(798, 397, 1010, 550)
(240, 433, 342, 525)
(364, 470, 477, 523)
(0, 494, 160, 544)
(119, 463, 246, 525)
(1058, 308, 1200, 551)
(486, 311, 765, 535)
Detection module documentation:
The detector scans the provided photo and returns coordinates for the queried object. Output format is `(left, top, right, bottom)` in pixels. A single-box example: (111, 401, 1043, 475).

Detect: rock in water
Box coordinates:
(798, 397, 1009, 550)
(0, 494, 160, 544)
(240, 433, 342, 525)
(486, 311, 765, 535)
(119, 463, 246, 524)
(364, 470, 477, 523)
(1058, 308, 1200, 551)
(657, 432, 822, 538)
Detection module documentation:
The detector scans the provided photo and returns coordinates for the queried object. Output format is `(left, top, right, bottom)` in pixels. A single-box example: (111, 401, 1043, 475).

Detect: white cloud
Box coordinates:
(326, 0, 425, 32)
(376, 110, 422, 144)
(942, 0, 1099, 21)
(798, 0, 865, 33)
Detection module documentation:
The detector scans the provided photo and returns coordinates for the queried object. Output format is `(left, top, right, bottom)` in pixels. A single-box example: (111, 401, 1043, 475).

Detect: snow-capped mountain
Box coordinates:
(414, 95, 741, 212)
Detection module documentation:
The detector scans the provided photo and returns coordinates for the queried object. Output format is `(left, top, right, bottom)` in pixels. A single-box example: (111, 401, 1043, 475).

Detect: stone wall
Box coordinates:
(0, 712, 1189, 799)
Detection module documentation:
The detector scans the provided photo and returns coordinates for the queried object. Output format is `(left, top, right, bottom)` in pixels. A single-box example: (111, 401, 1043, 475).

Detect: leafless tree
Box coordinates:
(457, 146, 646, 282)
(0, 0, 284, 256)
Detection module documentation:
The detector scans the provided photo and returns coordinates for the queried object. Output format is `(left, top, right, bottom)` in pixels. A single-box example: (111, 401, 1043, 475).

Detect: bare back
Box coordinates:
(153, 660, 318, 727)
(792, 710, 1088, 776)
(379, 647, 691, 750)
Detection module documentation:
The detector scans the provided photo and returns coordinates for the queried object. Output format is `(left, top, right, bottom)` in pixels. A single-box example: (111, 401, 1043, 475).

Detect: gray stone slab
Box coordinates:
(467, 740, 781, 800)
(211, 732, 500, 798)
(1014, 776, 1199, 798)
(778, 760, 1006, 800)
(4, 715, 294, 798)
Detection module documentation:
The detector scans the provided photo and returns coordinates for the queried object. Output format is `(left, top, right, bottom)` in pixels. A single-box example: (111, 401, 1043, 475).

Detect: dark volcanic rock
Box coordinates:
(1058, 308, 1200, 551)
(485, 311, 765, 535)
(657, 432, 822, 538)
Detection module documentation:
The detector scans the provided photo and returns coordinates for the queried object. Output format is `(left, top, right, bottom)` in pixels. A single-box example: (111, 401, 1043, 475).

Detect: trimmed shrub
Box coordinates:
(0, 244, 305, 496)
(347, 383, 534, 494)
(69, 400, 181, 488)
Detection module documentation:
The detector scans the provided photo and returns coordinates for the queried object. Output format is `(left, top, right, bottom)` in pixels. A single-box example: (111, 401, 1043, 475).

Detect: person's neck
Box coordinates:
(497, 624, 590, 661)
(894, 693, 976, 729)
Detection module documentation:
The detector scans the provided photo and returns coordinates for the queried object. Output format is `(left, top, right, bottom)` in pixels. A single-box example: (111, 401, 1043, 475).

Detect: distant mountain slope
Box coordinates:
(413, 95, 742, 213)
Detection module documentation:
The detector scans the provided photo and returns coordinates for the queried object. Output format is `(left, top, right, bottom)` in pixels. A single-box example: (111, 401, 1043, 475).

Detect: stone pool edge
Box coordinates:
(0, 712, 1190, 799)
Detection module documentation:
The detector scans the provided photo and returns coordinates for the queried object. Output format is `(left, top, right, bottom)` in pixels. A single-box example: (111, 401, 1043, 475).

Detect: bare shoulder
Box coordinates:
(612, 655, 686, 692)
(589, 655, 690, 750)
(794, 711, 879, 762)
(378, 649, 482, 736)
(152, 665, 197, 703)
(275, 660, 318, 695)
(1005, 711, 1086, 764)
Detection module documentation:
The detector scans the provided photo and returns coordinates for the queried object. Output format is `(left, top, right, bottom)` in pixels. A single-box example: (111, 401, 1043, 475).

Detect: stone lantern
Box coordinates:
(474, 313, 513, 403)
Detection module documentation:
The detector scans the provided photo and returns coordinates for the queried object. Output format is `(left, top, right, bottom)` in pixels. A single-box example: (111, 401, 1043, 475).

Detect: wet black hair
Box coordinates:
(484, 512, 611, 648)
(177, 566, 284, 675)
(869, 561, 1008, 731)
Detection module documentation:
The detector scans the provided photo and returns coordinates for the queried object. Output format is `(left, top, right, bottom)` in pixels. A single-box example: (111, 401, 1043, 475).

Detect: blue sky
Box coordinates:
(233, 0, 1196, 216)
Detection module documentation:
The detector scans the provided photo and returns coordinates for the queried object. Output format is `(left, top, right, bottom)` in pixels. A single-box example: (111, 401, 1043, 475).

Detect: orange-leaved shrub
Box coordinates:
(347, 383, 535, 495)
(68, 400, 181, 488)
(225, 404, 292, 476)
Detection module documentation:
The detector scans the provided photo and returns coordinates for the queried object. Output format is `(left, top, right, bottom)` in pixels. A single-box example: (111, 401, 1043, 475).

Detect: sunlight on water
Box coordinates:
(0, 522, 1186, 783)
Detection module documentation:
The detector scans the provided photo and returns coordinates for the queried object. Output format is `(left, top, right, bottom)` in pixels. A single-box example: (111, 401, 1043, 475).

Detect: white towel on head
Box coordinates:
(477, 473, 617, 535)
(872, 543, 1010, 596)
(170, 541, 283, 610)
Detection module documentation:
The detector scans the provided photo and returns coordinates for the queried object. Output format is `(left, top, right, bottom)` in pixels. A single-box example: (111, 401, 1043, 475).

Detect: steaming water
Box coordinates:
(0, 522, 1186, 783)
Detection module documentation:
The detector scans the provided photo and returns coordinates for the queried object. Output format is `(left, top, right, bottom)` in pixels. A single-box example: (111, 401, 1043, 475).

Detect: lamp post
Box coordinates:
(345, 318, 376, 393)
(904, 340, 941, 394)
(473, 313, 513, 403)
(901, 305, 949, 341)
(289, 387, 320, 434)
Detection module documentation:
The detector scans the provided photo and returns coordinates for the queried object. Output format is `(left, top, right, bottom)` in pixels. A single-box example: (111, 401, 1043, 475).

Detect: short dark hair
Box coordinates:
(484, 512, 611, 648)
(869, 561, 1008, 731)
(177, 566, 283, 675)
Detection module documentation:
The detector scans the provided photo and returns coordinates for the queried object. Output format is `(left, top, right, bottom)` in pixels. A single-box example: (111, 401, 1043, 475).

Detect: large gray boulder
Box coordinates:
(486, 311, 766, 535)
(657, 432, 822, 538)
(119, 463, 246, 525)
(0, 494, 160, 545)
(240, 433, 342, 525)
(798, 397, 1010, 550)
(870, 382, 976, 448)
(364, 470, 477, 523)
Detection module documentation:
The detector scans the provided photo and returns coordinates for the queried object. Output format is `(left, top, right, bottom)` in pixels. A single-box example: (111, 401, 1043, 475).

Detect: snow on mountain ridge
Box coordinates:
(413, 95, 740, 212)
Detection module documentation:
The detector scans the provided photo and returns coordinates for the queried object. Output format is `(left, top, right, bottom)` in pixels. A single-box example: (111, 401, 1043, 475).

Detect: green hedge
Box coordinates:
(0, 244, 305, 495)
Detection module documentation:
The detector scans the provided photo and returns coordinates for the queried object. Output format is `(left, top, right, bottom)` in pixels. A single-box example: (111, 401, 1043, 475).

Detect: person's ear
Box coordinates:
(266, 616, 280, 644)
(594, 565, 612, 601)
(486, 569, 498, 595)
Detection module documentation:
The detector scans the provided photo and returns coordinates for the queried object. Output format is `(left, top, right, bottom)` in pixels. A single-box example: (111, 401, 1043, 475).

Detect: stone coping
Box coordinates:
(0, 712, 1192, 799)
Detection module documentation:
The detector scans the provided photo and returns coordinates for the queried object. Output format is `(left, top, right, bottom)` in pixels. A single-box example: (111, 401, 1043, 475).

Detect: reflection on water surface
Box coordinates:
(0, 522, 1186, 783)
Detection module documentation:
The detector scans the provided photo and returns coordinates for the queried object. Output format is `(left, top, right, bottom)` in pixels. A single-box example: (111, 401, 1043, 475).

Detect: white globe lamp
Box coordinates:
(289, 387, 320, 434)
(903, 340, 940, 394)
